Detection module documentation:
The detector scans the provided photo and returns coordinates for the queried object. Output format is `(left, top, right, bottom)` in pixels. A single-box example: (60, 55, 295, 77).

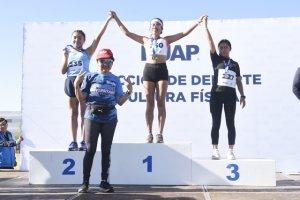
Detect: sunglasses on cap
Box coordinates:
(99, 59, 113, 64)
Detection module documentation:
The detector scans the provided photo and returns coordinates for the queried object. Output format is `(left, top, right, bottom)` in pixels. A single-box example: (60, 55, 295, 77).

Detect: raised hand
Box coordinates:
(62, 47, 69, 58)
(123, 76, 133, 91)
(198, 14, 208, 23)
(107, 11, 113, 21)
(74, 70, 87, 86)
(202, 15, 209, 28)
(110, 11, 118, 20)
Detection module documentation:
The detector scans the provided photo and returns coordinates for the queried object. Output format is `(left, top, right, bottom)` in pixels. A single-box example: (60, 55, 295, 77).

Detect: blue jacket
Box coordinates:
(0, 131, 17, 168)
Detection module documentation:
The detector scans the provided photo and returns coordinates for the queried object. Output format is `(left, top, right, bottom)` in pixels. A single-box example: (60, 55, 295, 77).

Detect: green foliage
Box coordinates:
(13, 122, 21, 141)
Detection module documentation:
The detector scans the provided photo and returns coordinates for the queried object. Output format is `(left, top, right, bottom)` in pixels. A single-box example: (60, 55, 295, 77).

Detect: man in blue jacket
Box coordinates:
(0, 118, 24, 168)
(293, 67, 300, 100)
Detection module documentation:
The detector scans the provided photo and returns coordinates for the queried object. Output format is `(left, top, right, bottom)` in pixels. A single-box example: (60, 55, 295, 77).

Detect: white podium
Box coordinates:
(192, 158, 276, 186)
(29, 143, 192, 185)
(29, 150, 102, 184)
(110, 143, 192, 185)
(29, 144, 276, 186)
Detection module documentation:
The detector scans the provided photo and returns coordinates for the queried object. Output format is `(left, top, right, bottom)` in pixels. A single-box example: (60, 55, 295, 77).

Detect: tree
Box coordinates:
(13, 122, 21, 141)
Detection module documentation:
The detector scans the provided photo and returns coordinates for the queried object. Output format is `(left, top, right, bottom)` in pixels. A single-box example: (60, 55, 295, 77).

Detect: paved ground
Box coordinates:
(0, 170, 300, 200)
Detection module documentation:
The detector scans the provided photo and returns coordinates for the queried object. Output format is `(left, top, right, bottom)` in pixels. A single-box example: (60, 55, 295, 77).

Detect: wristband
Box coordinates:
(125, 90, 132, 98)
(196, 21, 201, 26)
(241, 95, 246, 99)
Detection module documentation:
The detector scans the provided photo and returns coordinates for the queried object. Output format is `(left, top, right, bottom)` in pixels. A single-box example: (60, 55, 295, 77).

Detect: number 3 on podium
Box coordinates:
(226, 164, 240, 181)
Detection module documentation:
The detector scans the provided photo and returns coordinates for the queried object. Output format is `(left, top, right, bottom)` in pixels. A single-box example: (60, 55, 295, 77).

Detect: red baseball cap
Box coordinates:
(96, 48, 114, 60)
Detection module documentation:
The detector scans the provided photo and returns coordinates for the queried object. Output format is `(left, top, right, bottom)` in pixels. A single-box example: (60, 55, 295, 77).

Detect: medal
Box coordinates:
(223, 58, 231, 74)
(150, 36, 160, 60)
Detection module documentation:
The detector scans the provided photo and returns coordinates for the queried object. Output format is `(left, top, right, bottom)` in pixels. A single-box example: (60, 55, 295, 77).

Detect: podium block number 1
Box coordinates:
(226, 164, 240, 181)
(143, 156, 152, 172)
(62, 158, 75, 175)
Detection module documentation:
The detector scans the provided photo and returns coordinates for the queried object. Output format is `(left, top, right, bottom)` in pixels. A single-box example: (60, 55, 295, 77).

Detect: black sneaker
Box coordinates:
(78, 181, 89, 193)
(99, 180, 114, 193)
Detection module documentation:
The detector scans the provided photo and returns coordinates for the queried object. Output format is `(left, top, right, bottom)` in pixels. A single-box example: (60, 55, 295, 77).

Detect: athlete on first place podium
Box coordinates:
(112, 11, 206, 143)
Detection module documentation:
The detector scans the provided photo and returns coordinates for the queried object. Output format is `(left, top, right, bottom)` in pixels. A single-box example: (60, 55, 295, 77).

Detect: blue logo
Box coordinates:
(141, 45, 199, 61)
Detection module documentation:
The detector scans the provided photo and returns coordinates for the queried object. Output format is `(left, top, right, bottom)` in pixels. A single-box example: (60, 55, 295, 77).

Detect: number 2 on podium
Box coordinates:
(143, 156, 152, 172)
(62, 158, 75, 175)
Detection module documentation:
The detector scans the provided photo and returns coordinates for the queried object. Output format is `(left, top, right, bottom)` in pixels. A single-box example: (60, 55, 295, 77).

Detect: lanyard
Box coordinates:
(223, 58, 231, 73)
(150, 36, 161, 57)
(66, 45, 83, 53)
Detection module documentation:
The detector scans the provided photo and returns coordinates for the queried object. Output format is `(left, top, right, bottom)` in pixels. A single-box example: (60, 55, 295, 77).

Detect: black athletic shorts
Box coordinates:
(143, 63, 169, 83)
(64, 76, 80, 98)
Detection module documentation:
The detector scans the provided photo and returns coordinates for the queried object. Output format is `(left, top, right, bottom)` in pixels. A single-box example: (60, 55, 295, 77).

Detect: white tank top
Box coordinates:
(145, 37, 168, 56)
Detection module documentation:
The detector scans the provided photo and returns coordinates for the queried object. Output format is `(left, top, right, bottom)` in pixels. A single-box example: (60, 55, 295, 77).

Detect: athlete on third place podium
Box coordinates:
(202, 15, 246, 160)
(60, 13, 113, 151)
(112, 11, 206, 143)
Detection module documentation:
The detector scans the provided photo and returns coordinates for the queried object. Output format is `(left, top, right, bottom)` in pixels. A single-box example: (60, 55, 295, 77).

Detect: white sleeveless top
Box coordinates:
(144, 37, 168, 56)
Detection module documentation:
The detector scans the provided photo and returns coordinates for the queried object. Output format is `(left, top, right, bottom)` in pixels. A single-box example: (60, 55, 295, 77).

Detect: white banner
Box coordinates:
(21, 18, 300, 172)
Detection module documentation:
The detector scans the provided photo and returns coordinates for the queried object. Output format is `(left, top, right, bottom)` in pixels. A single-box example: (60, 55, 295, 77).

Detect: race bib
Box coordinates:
(68, 60, 84, 73)
(217, 69, 236, 88)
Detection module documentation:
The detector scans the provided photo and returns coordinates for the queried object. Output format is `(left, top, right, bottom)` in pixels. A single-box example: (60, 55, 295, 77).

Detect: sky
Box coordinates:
(0, 0, 299, 111)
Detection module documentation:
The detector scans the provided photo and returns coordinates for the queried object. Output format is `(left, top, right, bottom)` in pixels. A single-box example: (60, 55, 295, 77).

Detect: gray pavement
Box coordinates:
(0, 170, 300, 200)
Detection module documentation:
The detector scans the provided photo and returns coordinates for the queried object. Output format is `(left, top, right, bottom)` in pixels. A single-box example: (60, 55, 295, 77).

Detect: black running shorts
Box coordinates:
(64, 76, 78, 98)
(143, 63, 169, 83)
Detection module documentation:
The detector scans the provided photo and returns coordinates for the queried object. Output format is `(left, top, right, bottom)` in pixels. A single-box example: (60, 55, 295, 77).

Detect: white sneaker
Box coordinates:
(227, 149, 236, 160)
(212, 149, 221, 160)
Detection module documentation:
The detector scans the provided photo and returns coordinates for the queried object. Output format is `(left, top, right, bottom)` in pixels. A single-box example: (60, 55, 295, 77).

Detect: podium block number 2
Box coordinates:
(226, 164, 240, 181)
(62, 158, 75, 175)
(143, 156, 152, 172)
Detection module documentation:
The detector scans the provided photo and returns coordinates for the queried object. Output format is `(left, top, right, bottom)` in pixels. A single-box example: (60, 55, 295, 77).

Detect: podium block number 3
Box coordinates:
(62, 158, 75, 175)
(143, 156, 152, 172)
(226, 164, 240, 181)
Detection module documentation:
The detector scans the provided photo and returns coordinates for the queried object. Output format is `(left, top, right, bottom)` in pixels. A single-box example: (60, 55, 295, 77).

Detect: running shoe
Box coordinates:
(146, 134, 153, 143)
(78, 181, 89, 193)
(227, 149, 236, 160)
(99, 180, 114, 193)
(68, 141, 78, 151)
(156, 134, 164, 143)
(79, 141, 87, 151)
(212, 149, 221, 160)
